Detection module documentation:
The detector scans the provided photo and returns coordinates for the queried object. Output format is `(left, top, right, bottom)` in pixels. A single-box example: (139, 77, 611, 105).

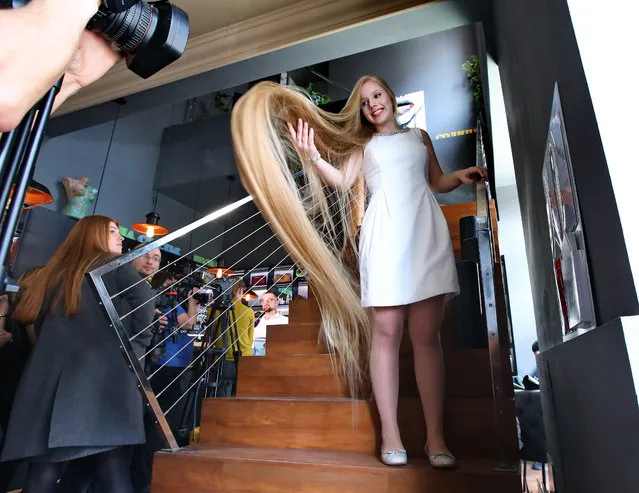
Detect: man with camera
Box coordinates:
(128, 250, 201, 493)
(144, 261, 202, 445)
(253, 290, 289, 356)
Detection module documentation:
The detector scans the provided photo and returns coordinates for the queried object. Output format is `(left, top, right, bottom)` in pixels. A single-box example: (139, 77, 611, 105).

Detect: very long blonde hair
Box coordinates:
(231, 76, 396, 397)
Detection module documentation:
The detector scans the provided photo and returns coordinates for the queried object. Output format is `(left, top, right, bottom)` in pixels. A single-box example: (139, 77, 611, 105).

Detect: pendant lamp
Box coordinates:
(207, 257, 235, 279)
(243, 289, 258, 302)
(207, 265, 236, 279)
(10, 179, 54, 209)
(131, 211, 168, 238)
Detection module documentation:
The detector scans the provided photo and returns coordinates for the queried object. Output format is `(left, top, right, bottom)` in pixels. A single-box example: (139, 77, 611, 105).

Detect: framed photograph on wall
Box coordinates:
(249, 270, 268, 287)
(273, 285, 293, 305)
(273, 266, 294, 284)
(297, 281, 309, 300)
(541, 83, 596, 339)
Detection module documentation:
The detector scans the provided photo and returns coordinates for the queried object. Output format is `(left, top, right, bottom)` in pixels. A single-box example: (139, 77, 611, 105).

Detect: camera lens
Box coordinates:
(88, 1, 189, 79)
(91, 2, 156, 54)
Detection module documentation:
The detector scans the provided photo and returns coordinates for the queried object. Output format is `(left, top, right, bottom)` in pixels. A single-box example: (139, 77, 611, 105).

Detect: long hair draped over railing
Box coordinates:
(231, 81, 377, 399)
(88, 171, 363, 448)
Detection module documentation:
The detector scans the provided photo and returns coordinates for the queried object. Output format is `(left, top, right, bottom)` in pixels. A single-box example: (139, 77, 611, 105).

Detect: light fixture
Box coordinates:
(207, 266, 236, 279)
(132, 211, 168, 238)
(207, 258, 235, 279)
(243, 289, 258, 302)
(9, 179, 54, 209)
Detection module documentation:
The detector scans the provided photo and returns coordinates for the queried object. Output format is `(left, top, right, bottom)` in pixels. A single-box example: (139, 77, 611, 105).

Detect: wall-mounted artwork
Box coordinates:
(273, 266, 294, 284)
(397, 90, 426, 130)
(249, 270, 268, 287)
(61, 176, 97, 219)
(542, 83, 596, 339)
(297, 281, 309, 300)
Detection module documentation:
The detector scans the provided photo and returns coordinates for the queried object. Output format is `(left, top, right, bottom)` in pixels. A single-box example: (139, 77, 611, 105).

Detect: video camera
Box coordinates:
(178, 271, 232, 309)
(4, 0, 189, 79)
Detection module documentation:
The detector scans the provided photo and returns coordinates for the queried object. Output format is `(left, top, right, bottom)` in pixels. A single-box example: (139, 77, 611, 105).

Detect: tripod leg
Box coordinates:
(0, 79, 61, 291)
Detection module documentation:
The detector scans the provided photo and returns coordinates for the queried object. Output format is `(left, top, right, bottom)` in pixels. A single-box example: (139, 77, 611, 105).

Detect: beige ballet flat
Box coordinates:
(425, 446, 457, 469)
(381, 448, 407, 466)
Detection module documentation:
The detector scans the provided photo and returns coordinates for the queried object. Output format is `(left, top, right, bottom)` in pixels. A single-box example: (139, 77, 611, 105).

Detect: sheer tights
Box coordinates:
(22, 447, 133, 493)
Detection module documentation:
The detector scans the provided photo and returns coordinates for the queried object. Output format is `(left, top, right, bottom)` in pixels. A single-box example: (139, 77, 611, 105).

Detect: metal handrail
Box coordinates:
(86, 195, 256, 451)
(475, 118, 517, 472)
(85, 168, 333, 452)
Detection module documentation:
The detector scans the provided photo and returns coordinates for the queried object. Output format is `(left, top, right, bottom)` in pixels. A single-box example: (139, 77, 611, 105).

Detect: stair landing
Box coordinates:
(153, 444, 516, 493)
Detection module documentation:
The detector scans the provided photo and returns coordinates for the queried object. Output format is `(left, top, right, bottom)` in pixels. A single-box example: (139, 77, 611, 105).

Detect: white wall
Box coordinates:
(567, 0, 639, 305)
(487, 55, 538, 376)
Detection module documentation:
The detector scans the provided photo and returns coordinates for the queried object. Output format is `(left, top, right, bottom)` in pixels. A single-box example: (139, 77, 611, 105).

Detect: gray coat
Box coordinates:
(1, 265, 154, 462)
(105, 264, 155, 366)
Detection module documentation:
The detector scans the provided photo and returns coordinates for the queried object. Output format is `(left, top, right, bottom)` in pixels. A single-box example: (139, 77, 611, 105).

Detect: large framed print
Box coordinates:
(541, 83, 596, 339)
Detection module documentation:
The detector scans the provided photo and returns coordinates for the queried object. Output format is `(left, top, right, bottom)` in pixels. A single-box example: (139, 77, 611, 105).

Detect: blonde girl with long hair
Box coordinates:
(231, 75, 487, 467)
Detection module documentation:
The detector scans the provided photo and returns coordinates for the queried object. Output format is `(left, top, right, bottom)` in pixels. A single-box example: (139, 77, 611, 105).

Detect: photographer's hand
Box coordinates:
(0, 0, 102, 131)
(53, 30, 121, 114)
(176, 288, 201, 331)
(154, 308, 169, 328)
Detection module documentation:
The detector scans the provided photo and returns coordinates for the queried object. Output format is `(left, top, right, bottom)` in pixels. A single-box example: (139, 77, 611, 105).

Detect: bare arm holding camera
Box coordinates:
(0, 0, 115, 131)
(177, 288, 201, 330)
(0, 0, 188, 132)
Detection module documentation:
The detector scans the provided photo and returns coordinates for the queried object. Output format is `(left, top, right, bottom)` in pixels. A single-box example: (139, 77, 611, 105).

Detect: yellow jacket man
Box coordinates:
(214, 280, 255, 360)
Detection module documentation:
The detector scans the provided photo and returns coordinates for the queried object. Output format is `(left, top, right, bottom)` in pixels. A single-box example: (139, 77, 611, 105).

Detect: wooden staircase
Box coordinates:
(151, 203, 520, 493)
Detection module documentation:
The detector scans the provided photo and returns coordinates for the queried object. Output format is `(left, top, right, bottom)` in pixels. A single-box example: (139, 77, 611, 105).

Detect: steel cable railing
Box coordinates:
(160, 193, 360, 417)
(136, 182, 347, 363)
(146, 185, 354, 378)
(88, 171, 360, 450)
(151, 193, 354, 399)
(122, 176, 332, 342)
(474, 117, 517, 472)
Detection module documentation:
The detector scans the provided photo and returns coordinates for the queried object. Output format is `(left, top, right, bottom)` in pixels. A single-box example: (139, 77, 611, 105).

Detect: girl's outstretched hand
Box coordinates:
(287, 118, 320, 161)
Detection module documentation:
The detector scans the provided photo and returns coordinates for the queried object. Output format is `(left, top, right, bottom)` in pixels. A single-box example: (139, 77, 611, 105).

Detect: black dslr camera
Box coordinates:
(4, 0, 189, 79)
(178, 271, 213, 306)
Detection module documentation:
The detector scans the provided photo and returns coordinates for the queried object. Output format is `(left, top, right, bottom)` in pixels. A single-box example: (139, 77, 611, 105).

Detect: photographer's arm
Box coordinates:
(0, 0, 104, 131)
(51, 30, 121, 114)
(177, 291, 200, 330)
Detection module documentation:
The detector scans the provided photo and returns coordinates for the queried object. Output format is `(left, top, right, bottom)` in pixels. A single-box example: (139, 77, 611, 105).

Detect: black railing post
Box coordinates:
(475, 119, 517, 473)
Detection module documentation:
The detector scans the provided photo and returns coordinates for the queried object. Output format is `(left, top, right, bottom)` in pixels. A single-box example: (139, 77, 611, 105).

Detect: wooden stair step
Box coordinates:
(266, 323, 325, 356)
(237, 354, 348, 398)
(198, 396, 518, 460)
(238, 353, 511, 399)
(151, 444, 520, 493)
(287, 299, 321, 324)
(408, 349, 514, 399)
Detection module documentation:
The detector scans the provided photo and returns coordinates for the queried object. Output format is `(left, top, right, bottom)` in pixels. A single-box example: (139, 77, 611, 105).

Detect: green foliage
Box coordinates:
(305, 82, 331, 106)
(462, 55, 484, 110)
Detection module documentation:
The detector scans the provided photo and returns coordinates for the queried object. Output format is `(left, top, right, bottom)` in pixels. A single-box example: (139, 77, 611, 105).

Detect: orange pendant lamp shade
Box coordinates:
(207, 266, 236, 279)
(10, 180, 54, 209)
(243, 289, 258, 302)
(207, 259, 235, 279)
(131, 211, 168, 238)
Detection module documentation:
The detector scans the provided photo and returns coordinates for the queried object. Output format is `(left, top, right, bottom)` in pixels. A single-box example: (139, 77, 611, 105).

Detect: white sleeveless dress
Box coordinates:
(359, 127, 459, 307)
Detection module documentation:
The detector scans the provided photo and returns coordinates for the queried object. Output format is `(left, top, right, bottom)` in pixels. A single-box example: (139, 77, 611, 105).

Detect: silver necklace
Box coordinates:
(374, 127, 410, 137)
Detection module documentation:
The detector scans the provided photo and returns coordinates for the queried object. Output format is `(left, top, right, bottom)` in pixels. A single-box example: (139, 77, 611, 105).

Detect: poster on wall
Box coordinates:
(397, 91, 426, 130)
(273, 266, 294, 284)
(297, 281, 309, 300)
(541, 83, 596, 339)
(249, 270, 268, 287)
